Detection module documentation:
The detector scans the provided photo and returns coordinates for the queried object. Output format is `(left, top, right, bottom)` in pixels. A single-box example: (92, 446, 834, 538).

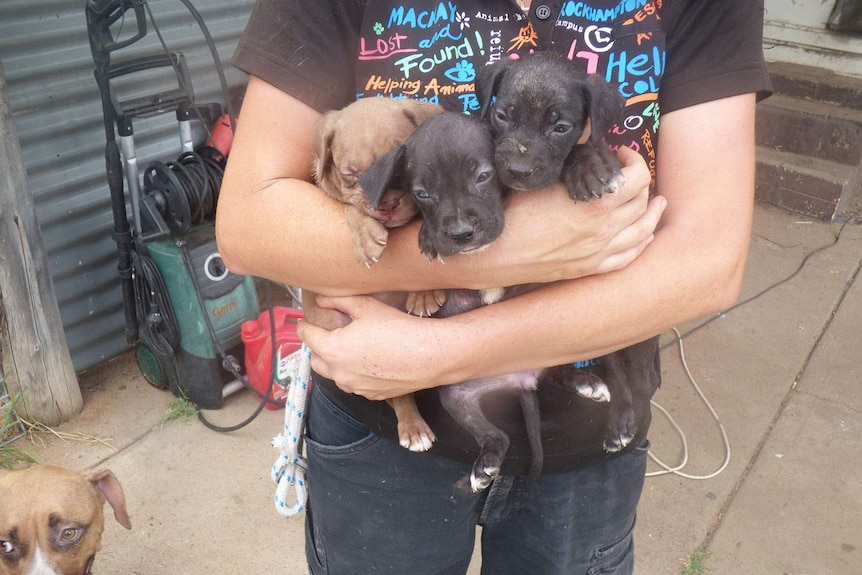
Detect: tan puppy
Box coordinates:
(0, 465, 131, 575)
(307, 98, 444, 452)
(312, 97, 443, 268)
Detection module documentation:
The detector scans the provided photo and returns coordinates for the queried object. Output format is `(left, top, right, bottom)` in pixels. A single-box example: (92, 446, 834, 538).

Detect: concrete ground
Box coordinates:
(5, 203, 861, 575)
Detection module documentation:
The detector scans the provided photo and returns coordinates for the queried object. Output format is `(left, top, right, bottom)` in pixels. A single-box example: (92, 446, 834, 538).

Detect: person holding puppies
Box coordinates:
(216, 1, 772, 573)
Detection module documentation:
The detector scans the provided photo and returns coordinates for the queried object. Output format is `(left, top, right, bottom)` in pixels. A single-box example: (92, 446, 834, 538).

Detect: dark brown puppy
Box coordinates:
(478, 52, 659, 453)
(477, 51, 625, 201)
(362, 112, 611, 491)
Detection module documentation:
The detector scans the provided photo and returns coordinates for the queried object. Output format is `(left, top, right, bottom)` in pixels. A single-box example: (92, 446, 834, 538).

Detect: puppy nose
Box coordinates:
(507, 162, 533, 178)
(449, 224, 474, 242)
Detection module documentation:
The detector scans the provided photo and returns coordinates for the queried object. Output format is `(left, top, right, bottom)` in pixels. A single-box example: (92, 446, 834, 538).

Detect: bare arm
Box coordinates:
(299, 93, 757, 399)
(216, 76, 663, 295)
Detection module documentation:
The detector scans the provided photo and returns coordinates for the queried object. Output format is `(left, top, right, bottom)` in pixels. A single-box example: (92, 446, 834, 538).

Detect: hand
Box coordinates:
(475, 145, 664, 287)
(298, 295, 447, 399)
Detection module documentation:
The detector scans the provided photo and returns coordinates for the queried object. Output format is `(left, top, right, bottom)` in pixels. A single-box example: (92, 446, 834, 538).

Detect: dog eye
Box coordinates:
(553, 123, 572, 134)
(0, 541, 14, 554)
(339, 172, 358, 187)
(60, 528, 80, 542)
(476, 171, 492, 183)
(493, 109, 509, 124)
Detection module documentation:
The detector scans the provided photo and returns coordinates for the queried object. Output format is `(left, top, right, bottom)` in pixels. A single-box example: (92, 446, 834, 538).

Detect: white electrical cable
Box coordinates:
(646, 328, 731, 480)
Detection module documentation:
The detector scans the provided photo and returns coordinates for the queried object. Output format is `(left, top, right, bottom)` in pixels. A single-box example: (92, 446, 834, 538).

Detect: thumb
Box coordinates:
(296, 319, 328, 348)
(616, 144, 643, 167)
(314, 294, 376, 319)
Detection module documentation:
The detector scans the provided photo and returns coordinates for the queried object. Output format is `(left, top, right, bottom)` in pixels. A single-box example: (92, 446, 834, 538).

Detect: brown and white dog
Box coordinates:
(0, 465, 131, 575)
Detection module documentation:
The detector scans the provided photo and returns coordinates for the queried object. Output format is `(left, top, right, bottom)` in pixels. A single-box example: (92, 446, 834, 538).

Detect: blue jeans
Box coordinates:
(304, 383, 649, 575)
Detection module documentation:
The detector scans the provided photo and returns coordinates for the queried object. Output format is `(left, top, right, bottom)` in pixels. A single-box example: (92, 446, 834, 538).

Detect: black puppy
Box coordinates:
(361, 112, 610, 491)
(477, 52, 659, 452)
(478, 51, 625, 201)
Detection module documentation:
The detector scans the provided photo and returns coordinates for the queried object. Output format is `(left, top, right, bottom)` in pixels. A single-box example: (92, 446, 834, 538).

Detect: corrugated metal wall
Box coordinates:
(0, 0, 256, 370)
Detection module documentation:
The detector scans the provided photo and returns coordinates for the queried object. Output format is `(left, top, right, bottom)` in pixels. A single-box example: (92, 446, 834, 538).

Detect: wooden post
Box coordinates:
(0, 62, 82, 426)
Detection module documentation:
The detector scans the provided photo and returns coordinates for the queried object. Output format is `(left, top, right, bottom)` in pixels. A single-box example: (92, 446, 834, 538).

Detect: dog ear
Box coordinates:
(86, 469, 132, 530)
(400, 101, 442, 128)
(583, 75, 625, 144)
(359, 145, 407, 208)
(476, 60, 510, 118)
(311, 111, 338, 186)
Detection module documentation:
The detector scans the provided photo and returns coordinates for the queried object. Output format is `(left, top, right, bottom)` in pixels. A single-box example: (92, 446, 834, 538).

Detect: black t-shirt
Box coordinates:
(232, 0, 772, 473)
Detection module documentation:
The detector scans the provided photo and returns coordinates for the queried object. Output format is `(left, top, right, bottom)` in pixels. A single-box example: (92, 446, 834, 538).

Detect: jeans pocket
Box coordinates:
(305, 384, 381, 455)
(588, 518, 636, 575)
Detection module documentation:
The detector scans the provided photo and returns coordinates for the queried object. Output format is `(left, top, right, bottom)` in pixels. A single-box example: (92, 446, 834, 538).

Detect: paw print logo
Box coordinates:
(373, 21, 385, 35)
(445, 59, 476, 82)
(455, 11, 470, 29)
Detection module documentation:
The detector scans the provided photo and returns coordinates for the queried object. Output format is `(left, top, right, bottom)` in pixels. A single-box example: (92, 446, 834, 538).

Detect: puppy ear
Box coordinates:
(311, 111, 338, 186)
(401, 101, 443, 128)
(583, 75, 625, 143)
(359, 145, 407, 208)
(476, 60, 510, 118)
(86, 469, 132, 530)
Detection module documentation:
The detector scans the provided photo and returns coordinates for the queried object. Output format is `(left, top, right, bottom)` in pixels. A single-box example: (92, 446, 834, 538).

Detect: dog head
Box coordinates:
(360, 112, 505, 261)
(0, 465, 131, 575)
(312, 98, 444, 228)
(477, 52, 624, 191)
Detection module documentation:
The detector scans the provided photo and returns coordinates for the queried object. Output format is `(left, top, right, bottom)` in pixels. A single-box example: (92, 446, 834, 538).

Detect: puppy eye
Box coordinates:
(493, 109, 509, 124)
(553, 123, 572, 134)
(0, 541, 14, 554)
(476, 171, 493, 183)
(339, 172, 359, 187)
(413, 188, 430, 200)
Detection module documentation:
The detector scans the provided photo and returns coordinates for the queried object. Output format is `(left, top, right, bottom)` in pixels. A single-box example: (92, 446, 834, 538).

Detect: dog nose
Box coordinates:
(507, 162, 533, 178)
(449, 224, 475, 242)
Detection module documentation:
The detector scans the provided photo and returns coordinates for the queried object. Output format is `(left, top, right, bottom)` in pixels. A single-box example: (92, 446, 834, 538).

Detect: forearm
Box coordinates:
(401, 95, 757, 386)
(431, 222, 748, 384)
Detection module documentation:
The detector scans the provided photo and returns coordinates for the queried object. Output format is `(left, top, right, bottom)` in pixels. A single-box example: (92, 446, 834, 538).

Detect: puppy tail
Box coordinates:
(519, 391, 543, 481)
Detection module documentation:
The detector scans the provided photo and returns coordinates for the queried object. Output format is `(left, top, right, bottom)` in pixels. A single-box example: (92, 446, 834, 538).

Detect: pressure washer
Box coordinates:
(85, 0, 284, 413)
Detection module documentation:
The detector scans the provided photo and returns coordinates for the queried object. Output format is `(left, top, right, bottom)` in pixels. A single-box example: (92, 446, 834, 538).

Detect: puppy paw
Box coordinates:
(563, 144, 623, 202)
(398, 421, 437, 452)
(470, 448, 505, 492)
(575, 379, 611, 403)
(603, 408, 637, 453)
(405, 290, 447, 317)
(346, 210, 389, 267)
(470, 464, 500, 492)
(549, 368, 611, 402)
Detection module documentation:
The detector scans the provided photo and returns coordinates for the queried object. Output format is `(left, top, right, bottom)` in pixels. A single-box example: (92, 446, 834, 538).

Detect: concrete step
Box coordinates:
(755, 146, 858, 221)
(767, 62, 862, 112)
(756, 93, 862, 166)
(754, 62, 862, 222)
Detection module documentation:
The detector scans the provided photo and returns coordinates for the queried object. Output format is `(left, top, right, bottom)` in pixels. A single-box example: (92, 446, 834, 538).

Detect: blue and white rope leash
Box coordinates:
(271, 343, 312, 517)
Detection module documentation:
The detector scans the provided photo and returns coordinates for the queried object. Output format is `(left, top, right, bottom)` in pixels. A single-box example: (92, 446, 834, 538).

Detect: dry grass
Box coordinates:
(21, 420, 118, 452)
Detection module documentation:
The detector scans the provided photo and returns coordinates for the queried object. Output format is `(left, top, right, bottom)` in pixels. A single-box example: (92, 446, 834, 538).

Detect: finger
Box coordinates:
(603, 195, 666, 257)
(616, 144, 644, 168)
(296, 321, 330, 376)
(296, 319, 326, 352)
(615, 146, 651, 198)
(593, 234, 654, 275)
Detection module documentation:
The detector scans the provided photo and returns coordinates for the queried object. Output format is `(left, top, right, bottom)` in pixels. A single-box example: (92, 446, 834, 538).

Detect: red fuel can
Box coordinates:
(241, 307, 304, 409)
